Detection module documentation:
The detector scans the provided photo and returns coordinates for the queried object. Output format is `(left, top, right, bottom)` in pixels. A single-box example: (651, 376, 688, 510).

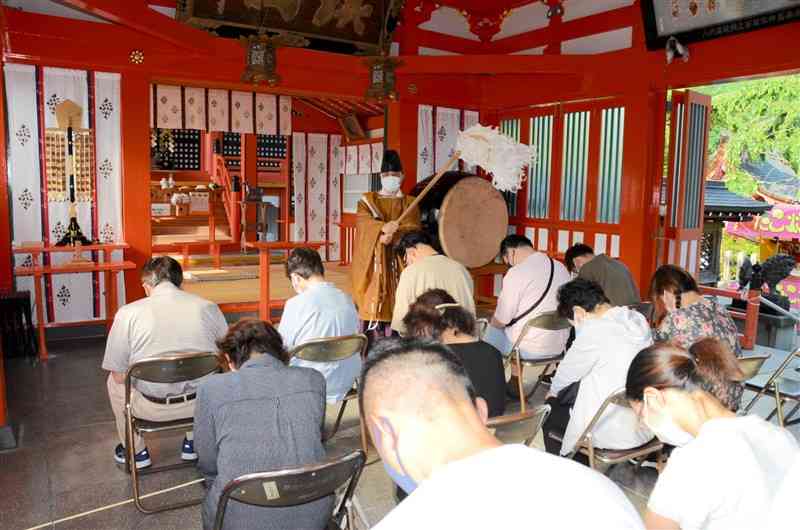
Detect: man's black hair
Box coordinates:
(564, 243, 595, 273)
(556, 278, 610, 320)
(141, 256, 183, 288)
(285, 247, 325, 279)
(381, 150, 403, 173)
(499, 234, 533, 259)
(395, 230, 436, 259)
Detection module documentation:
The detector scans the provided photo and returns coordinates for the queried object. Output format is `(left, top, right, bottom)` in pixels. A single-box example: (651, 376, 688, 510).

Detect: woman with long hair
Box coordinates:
(650, 264, 741, 355)
(626, 343, 798, 530)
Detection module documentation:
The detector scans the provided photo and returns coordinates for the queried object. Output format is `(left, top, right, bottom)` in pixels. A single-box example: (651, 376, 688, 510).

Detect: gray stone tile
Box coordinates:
(0, 447, 53, 529)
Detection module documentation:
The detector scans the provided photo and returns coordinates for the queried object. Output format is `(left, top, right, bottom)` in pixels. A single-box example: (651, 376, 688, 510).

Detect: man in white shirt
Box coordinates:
(484, 235, 571, 394)
(279, 247, 360, 403)
(361, 337, 645, 530)
(390, 230, 475, 335)
(543, 278, 653, 457)
(102, 257, 228, 469)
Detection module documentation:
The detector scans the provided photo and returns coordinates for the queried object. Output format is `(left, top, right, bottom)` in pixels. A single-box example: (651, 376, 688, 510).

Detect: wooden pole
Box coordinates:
(396, 151, 460, 224)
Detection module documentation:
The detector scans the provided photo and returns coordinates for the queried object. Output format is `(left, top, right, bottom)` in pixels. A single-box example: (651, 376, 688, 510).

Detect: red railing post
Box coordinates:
(742, 288, 761, 350)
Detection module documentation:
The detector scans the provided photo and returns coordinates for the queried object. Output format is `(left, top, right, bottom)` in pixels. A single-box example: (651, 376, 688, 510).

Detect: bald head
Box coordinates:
(361, 338, 474, 419)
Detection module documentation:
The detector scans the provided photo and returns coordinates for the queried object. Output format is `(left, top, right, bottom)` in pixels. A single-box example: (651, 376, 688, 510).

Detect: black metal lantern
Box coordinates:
(365, 55, 400, 103)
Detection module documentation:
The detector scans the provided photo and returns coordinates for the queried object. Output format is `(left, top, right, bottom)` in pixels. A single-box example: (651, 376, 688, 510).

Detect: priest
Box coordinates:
(351, 150, 421, 336)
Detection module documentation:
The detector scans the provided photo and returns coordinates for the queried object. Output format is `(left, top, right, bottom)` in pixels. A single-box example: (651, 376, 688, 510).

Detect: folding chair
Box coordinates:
(124, 351, 223, 513)
(551, 389, 664, 471)
(742, 348, 800, 427)
(737, 355, 770, 380)
(289, 334, 369, 453)
(486, 404, 551, 447)
(506, 310, 571, 412)
(213, 450, 366, 530)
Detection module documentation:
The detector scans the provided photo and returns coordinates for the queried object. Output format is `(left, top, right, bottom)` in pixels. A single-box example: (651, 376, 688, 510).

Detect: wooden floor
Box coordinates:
(182, 263, 352, 305)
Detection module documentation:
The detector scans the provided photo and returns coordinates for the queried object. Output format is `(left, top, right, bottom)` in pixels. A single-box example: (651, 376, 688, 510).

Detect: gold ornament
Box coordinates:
(129, 49, 145, 65)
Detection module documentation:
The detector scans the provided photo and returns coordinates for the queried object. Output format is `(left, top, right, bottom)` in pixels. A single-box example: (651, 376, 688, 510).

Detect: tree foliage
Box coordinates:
(696, 75, 800, 197)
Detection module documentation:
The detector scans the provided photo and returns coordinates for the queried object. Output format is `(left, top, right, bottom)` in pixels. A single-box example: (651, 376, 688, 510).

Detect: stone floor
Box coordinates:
(1, 338, 797, 529)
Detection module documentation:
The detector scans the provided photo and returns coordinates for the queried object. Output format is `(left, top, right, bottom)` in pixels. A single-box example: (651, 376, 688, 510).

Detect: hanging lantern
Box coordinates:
(241, 32, 280, 86)
(365, 56, 401, 103)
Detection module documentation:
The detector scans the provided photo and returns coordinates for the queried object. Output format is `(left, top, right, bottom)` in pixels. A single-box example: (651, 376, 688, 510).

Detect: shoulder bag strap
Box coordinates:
(506, 257, 555, 329)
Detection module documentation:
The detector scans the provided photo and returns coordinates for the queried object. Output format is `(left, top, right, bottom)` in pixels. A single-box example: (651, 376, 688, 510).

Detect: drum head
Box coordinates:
(439, 177, 509, 269)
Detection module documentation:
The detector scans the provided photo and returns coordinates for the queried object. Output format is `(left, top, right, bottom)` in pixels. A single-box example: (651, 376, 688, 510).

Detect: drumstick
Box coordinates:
(396, 151, 461, 224)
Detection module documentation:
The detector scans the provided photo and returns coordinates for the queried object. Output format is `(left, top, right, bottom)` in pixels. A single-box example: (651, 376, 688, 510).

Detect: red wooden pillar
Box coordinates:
(385, 101, 419, 193)
(121, 74, 152, 301)
(0, 61, 12, 292)
(242, 133, 257, 242)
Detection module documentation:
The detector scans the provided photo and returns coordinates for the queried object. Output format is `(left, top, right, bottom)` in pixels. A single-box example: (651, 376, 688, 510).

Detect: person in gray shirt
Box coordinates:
(194, 318, 332, 530)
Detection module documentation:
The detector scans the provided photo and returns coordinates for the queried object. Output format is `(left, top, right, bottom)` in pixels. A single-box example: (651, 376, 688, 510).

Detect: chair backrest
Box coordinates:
(290, 334, 368, 363)
(566, 388, 631, 459)
(510, 310, 571, 352)
(738, 355, 770, 380)
(214, 450, 366, 530)
(126, 351, 222, 385)
(486, 405, 551, 446)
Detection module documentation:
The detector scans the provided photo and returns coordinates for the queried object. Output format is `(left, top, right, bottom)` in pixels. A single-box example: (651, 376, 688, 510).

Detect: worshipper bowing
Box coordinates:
(194, 319, 330, 530)
(402, 289, 506, 418)
(542, 278, 653, 457)
(351, 150, 421, 337)
(279, 247, 360, 403)
(626, 343, 799, 530)
(102, 256, 228, 469)
(390, 230, 475, 335)
(483, 234, 570, 395)
(361, 338, 645, 530)
(564, 243, 640, 306)
(650, 265, 741, 355)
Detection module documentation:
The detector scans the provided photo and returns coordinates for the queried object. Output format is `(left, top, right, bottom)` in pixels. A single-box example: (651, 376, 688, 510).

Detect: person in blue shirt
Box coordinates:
(279, 247, 360, 403)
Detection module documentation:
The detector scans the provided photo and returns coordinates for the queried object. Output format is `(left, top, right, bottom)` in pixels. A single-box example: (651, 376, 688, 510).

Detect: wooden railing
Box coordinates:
(213, 154, 241, 245)
(699, 285, 761, 350)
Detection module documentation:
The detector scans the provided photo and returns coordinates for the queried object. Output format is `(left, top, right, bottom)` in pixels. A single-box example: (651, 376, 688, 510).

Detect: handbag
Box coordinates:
(505, 257, 555, 329)
(557, 381, 580, 407)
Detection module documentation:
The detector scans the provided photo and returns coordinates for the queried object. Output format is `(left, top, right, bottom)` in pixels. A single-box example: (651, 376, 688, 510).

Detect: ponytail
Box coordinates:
(626, 341, 742, 409)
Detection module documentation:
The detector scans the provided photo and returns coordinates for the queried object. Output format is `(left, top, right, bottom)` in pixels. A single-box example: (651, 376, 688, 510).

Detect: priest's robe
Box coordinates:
(351, 192, 421, 323)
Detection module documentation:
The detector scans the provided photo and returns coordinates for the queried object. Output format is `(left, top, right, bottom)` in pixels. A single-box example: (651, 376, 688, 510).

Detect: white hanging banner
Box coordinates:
(255, 93, 277, 135)
(307, 133, 328, 247)
(435, 107, 461, 172)
(417, 104, 434, 181)
(155, 84, 182, 129)
(184, 87, 206, 131)
(95, 72, 126, 314)
(371, 143, 384, 174)
(208, 89, 230, 132)
(5, 64, 43, 321)
(463, 109, 480, 173)
(231, 90, 254, 134)
(279, 96, 292, 135)
(345, 145, 358, 176)
(358, 144, 371, 175)
(328, 134, 342, 262)
(43, 67, 94, 324)
(292, 132, 306, 242)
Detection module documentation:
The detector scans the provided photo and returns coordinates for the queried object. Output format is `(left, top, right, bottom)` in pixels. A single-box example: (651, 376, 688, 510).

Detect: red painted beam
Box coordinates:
(55, 0, 217, 51)
(489, 5, 635, 54)
(415, 28, 486, 55)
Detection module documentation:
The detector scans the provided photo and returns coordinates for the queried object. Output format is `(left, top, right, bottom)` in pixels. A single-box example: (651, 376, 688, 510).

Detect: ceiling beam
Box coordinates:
(54, 0, 217, 51)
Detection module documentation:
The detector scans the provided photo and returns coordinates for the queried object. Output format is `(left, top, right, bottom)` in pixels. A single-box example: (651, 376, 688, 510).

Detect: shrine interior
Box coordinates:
(1, 1, 800, 529)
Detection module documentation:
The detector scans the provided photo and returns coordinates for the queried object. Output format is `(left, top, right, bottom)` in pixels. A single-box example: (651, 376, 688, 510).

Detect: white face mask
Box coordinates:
(643, 394, 694, 447)
(381, 175, 402, 194)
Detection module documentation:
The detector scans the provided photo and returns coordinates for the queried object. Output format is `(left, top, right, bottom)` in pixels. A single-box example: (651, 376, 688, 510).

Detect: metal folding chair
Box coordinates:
(742, 348, 800, 427)
(737, 355, 770, 380)
(124, 351, 224, 513)
(553, 389, 663, 471)
(212, 450, 366, 530)
(290, 334, 369, 453)
(505, 310, 571, 412)
(486, 405, 551, 447)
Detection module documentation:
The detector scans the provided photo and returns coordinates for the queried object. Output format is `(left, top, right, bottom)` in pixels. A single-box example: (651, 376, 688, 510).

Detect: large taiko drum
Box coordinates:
(438, 177, 509, 268)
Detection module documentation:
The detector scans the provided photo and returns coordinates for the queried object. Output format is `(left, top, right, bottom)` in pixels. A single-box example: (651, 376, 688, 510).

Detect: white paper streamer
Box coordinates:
(231, 91, 254, 134)
(307, 133, 328, 246)
(279, 96, 292, 135)
(435, 107, 460, 172)
(184, 87, 206, 131)
(455, 124, 535, 192)
(155, 84, 182, 129)
(255, 93, 277, 135)
(328, 135, 342, 262)
(292, 132, 306, 241)
(417, 105, 434, 181)
(208, 89, 229, 132)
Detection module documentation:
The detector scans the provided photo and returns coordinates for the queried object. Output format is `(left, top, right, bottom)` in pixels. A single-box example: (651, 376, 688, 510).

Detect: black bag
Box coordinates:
(557, 381, 580, 407)
(505, 257, 555, 329)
